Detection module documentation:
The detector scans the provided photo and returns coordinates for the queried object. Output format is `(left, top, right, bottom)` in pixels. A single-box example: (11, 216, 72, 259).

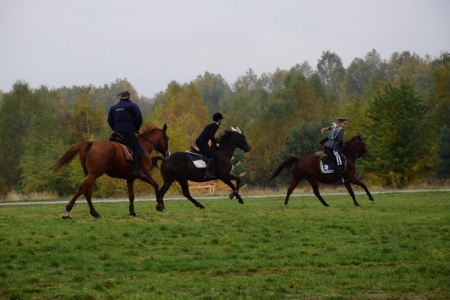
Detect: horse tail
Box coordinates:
(150, 156, 164, 171)
(268, 157, 299, 182)
(52, 142, 91, 174)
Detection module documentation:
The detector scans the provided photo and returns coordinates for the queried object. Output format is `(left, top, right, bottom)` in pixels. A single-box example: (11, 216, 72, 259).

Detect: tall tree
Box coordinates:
(430, 51, 450, 129)
(436, 125, 450, 179)
(192, 72, 230, 113)
(364, 80, 435, 187)
(344, 49, 387, 96)
(0, 81, 35, 192)
(65, 87, 107, 144)
(152, 82, 209, 151)
(317, 50, 346, 95)
(387, 51, 432, 98)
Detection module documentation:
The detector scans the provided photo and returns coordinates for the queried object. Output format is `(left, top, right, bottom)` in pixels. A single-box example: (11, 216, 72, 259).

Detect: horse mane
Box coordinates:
(344, 136, 361, 147)
(217, 130, 234, 144)
(139, 123, 159, 135)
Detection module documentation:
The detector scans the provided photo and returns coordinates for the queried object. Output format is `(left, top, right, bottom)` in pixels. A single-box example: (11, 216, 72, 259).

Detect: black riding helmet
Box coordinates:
(213, 112, 224, 122)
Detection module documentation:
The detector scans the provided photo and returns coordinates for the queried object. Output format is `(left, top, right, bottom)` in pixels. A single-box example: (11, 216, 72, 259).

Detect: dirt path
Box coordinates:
(1, 188, 449, 206)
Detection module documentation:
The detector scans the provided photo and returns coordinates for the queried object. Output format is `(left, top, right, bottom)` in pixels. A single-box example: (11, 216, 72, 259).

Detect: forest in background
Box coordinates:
(0, 49, 449, 199)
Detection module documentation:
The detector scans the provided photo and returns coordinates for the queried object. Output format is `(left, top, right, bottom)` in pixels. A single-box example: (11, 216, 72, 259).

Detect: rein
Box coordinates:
(343, 144, 364, 158)
(139, 133, 168, 156)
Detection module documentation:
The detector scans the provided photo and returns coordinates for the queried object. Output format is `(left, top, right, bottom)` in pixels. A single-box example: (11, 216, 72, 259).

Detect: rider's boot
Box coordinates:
(335, 165, 346, 185)
(133, 151, 148, 179)
(204, 158, 215, 179)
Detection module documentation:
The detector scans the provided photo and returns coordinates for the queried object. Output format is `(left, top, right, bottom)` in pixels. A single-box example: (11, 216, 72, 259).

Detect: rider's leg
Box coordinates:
(204, 150, 216, 179)
(333, 150, 346, 184)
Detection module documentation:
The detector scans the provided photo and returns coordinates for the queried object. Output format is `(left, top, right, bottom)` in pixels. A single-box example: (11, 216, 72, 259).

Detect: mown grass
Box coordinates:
(0, 192, 449, 299)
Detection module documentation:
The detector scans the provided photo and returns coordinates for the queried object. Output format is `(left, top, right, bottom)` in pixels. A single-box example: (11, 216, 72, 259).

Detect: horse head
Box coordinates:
(139, 123, 170, 158)
(345, 135, 369, 158)
(219, 127, 251, 152)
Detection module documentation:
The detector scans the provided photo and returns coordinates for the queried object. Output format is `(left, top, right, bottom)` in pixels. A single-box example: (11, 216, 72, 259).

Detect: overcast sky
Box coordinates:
(1, 0, 449, 97)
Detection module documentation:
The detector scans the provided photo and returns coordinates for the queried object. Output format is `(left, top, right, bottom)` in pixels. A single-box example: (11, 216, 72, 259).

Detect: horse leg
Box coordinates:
(178, 179, 205, 209)
(84, 183, 100, 218)
(156, 174, 175, 212)
(219, 175, 244, 204)
(139, 174, 162, 212)
(284, 173, 302, 206)
(344, 181, 360, 206)
(308, 180, 329, 207)
(62, 174, 99, 218)
(126, 179, 137, 216)
(348, 177, 374, 201)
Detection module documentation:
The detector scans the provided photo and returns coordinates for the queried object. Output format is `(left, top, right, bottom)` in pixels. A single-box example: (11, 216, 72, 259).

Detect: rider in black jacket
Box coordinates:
(196, 113, 224, 178)
(108, 91, 147, 179)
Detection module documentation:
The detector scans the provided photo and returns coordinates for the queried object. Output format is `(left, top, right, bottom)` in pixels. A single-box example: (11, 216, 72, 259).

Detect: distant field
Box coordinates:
(0, 192, 449, 299)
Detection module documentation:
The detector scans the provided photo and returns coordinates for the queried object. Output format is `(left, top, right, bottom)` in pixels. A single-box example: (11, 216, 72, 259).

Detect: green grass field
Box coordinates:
(0, 191, 449, 299)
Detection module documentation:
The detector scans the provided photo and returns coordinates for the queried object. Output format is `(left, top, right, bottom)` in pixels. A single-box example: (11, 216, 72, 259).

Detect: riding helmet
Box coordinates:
(213, 112, 224, 122)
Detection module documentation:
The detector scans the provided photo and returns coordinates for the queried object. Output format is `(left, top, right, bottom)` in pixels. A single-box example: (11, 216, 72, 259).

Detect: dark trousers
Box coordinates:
(324, 147, 345, 180)
(195, 141, 217, 160)
(119, 132, 142, 155)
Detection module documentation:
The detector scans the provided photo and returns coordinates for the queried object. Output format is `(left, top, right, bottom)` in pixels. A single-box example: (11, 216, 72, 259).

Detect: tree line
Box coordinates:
(0, 49, 449, 198)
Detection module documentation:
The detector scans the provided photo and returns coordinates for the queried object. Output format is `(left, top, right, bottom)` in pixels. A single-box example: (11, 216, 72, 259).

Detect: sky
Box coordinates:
(1, 0, 449, 98)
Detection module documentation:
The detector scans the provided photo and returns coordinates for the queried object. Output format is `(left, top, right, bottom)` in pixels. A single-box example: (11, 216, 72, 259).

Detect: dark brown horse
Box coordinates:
(155, 128, 251, 211)
(53, 123, 169, 218)
(269, 136, 373, 206)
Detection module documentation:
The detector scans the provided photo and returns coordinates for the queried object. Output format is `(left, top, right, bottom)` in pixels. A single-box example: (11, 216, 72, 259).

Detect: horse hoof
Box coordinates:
(130, 212, 137, 217)
(156, 206, 164, 212)
(62, 215, 71, 219)
(90, 211, 101, 218)
(369, 197, 374, 201)
(238, 199, 244, 204)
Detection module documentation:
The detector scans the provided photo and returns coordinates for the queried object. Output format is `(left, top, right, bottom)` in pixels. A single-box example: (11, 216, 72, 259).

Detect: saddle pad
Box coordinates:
(186, 151, 207, 169)
(113, 142, 134, 162)
(319, 160, 334, 174)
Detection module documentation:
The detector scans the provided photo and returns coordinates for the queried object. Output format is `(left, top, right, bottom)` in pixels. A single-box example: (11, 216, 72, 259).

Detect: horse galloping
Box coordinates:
(269, 136, 373, 207)
(52, 123, 169, 218)
(155, 127, 251, 211)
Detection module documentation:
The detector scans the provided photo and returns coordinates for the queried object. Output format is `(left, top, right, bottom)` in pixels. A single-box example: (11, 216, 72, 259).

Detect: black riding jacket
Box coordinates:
(196, 122, 220, 146)
(107, 99, 143, 133)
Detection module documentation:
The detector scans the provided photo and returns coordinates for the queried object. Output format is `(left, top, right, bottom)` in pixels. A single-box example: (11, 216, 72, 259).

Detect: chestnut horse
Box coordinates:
(269, 136, 373, 206)
(53, 123, 169, 218)
(155, 128, 251, 211)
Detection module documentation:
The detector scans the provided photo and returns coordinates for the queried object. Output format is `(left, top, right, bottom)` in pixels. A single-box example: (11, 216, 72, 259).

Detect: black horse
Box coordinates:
(155, 128, 251, 211)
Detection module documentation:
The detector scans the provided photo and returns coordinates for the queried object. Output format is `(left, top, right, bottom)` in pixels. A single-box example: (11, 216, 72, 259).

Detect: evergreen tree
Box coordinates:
(364, 80, 435, 187)
(0, 81, 34, 192)
(436, 125, 450, 179)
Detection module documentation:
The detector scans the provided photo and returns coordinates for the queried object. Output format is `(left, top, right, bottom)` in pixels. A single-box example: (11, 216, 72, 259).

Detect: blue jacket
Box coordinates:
(107, 99, 143, 133)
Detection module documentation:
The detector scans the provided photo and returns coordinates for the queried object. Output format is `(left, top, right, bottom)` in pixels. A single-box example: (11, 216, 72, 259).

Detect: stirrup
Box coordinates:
(203, 172, 214, 179)
(133, 171, 148, 179)
(336, 178, 347, 185)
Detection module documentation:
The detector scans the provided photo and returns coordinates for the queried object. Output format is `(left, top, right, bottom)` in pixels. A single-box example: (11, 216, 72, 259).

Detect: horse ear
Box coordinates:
(231, 127, 237, 132)
(236, 127, 242, 134)
(163, 123, 167, 132)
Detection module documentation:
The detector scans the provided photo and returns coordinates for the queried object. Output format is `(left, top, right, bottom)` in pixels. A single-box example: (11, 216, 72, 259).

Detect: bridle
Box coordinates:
(139, 131, 169, 158)
(343, 138, 367, 158)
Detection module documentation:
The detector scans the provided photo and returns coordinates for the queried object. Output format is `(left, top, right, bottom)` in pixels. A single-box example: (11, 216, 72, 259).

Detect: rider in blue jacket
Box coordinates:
(108, 91, 147, 179)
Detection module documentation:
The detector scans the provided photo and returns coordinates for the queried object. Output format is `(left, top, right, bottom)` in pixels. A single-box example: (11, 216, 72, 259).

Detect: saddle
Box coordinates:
(186, 147, 207, 168)
(109, 132, 134, 162)
(314, 151, 346, 174)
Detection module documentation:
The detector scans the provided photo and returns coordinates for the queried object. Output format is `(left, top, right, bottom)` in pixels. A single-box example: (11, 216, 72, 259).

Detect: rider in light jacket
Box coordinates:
(322, 118, 347, 185)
